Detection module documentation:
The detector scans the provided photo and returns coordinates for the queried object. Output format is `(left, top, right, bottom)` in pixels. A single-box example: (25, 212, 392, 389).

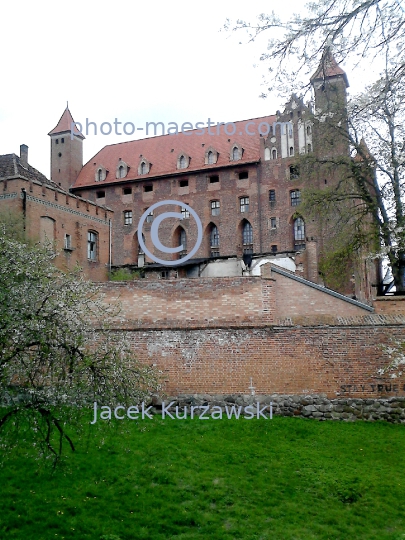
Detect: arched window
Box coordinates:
(232, 147, 239, 161)
(289, 146, 294, 156)
(307, 143, 312, 153)
(272, 148, 277, 160)
(179, 155, 186, 169)
(179, 228, 187, 251)
(294, 217, 305, 249)
(207, 151, 214, 164)
(97, 169, 103, 181)
(140, 162, 146, 175)
(118, 165, 125, 178)
(307, 125, 311, 135)
(242, 221, 253, 246)
(210, 225, 219, 247)
(264, 148, 271, 161)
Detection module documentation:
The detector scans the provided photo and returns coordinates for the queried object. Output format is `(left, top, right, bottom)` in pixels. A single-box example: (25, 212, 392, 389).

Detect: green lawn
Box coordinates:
(1, 415, 405, 539)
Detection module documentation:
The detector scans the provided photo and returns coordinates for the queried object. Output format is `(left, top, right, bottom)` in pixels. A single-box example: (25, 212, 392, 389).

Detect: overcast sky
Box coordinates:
(1, 0, 377, 178)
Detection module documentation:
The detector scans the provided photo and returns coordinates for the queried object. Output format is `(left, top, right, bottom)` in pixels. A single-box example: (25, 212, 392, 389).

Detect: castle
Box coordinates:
(3, 51, 405, 404)
(0, 51, 378, 302)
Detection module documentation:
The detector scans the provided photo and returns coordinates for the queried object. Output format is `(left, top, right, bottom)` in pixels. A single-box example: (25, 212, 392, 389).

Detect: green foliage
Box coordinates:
(109, 268, 141, 281)
(0, 231, 160, 460)
(1, 417, 405, 538)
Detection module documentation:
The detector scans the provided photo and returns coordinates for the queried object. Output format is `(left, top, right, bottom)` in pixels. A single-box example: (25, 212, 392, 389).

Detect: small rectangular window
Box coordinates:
(289, 165, 299, 179)
(240, 197, 249, 213)
(144, 185, 153, 192)
(269, 189, 276, 202)
(123, 187, 132, 195)
(270, 217, 277, 229)
(96, 190, 105, 198)
(179, 179, 188, 187)
(160, 271, 169, 279)
(271, 245, 277, 253)
(211, 200, 220, 216)
(55, 139, 59, 144)
(87, 231, 97, 260)
(290, 190, 301, 206)
(61, 138, 64, 143)
(124, 210, 133, 225)
(146, 210, 154, 223)
(238, 172, 248, 180)
(181, 207, 190, 219)
(64, 234, 71, 250)
(209, 175, 219, 183)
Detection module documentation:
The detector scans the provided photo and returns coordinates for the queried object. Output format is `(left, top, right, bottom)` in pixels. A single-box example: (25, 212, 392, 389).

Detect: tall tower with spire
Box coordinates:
(48, 107, 85, 191)
(310, 47, 349, 157)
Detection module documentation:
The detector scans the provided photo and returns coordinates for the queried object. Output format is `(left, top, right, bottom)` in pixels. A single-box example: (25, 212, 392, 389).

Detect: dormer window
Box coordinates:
(205, 148, 218, 165)
(177, 153, 190, 170)
(115, 160, 128, 179)
(95, 166, 107, 182)
(231, 146, 240, 161)
(138, 158, 150, 175)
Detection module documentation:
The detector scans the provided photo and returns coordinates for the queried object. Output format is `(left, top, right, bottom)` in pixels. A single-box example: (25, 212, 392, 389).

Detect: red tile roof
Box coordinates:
(48, 107, 85, 138)
(73, 114, 277, 188)
(310, 48, 349, 88)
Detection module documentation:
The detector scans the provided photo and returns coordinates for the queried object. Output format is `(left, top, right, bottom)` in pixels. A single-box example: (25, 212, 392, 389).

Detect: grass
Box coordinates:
(1, 415, 405, 539)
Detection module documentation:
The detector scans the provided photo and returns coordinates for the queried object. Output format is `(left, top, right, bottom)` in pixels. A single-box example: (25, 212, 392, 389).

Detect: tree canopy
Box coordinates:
(0, 228, 160, 459)
(227, 0, 405, 293)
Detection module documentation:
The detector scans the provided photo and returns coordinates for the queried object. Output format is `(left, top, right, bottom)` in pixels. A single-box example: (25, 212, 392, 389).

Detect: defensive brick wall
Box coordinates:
(101, 278, 405, 400)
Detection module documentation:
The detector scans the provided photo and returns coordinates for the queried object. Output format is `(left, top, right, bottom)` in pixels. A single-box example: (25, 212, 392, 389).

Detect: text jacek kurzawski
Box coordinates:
(90, 401, 273, 424)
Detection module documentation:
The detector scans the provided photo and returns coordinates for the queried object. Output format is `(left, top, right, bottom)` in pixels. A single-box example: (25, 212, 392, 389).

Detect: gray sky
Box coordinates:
(1, 0, 375, 178)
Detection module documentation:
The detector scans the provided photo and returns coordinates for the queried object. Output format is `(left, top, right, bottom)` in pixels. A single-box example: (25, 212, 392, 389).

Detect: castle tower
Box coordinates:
(310, 47, 349, 157)
(48, 107, 85, 191)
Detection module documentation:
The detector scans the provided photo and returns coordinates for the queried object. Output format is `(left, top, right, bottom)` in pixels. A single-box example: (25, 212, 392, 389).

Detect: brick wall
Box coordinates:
(117, 323, 405, 399)
(0, 177, 112, 281)
(101, 277, 275, 328)
(374, 296, 405, 315)
(97, 277, 405, 399)
(100, 271, 371, 330)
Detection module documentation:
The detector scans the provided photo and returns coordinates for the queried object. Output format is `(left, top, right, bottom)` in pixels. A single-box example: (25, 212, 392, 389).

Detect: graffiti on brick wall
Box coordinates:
(340, 383, 405, 393)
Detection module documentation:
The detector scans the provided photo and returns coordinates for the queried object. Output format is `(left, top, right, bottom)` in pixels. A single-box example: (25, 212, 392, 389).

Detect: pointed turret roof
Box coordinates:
(48, 107, 85, 139)
(311, 47, 349, 88)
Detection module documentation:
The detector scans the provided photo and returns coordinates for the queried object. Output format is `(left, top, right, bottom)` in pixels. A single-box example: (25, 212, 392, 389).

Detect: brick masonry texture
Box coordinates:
(0, 177, 112, 281)
(116, 325, 405, 399)
(100, 279, 405, 399)
(100, 273, 370, 330)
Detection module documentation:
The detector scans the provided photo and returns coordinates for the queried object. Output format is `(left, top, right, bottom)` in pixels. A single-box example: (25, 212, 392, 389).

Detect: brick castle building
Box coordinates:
(0, 51, 378, 301)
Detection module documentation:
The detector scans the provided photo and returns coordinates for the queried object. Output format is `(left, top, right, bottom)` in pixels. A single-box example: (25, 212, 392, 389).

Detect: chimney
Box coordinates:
(20, 144, 28, 167)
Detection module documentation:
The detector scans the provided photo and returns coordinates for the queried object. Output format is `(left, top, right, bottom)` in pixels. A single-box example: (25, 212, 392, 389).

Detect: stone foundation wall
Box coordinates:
(151, 393, 405, 423)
